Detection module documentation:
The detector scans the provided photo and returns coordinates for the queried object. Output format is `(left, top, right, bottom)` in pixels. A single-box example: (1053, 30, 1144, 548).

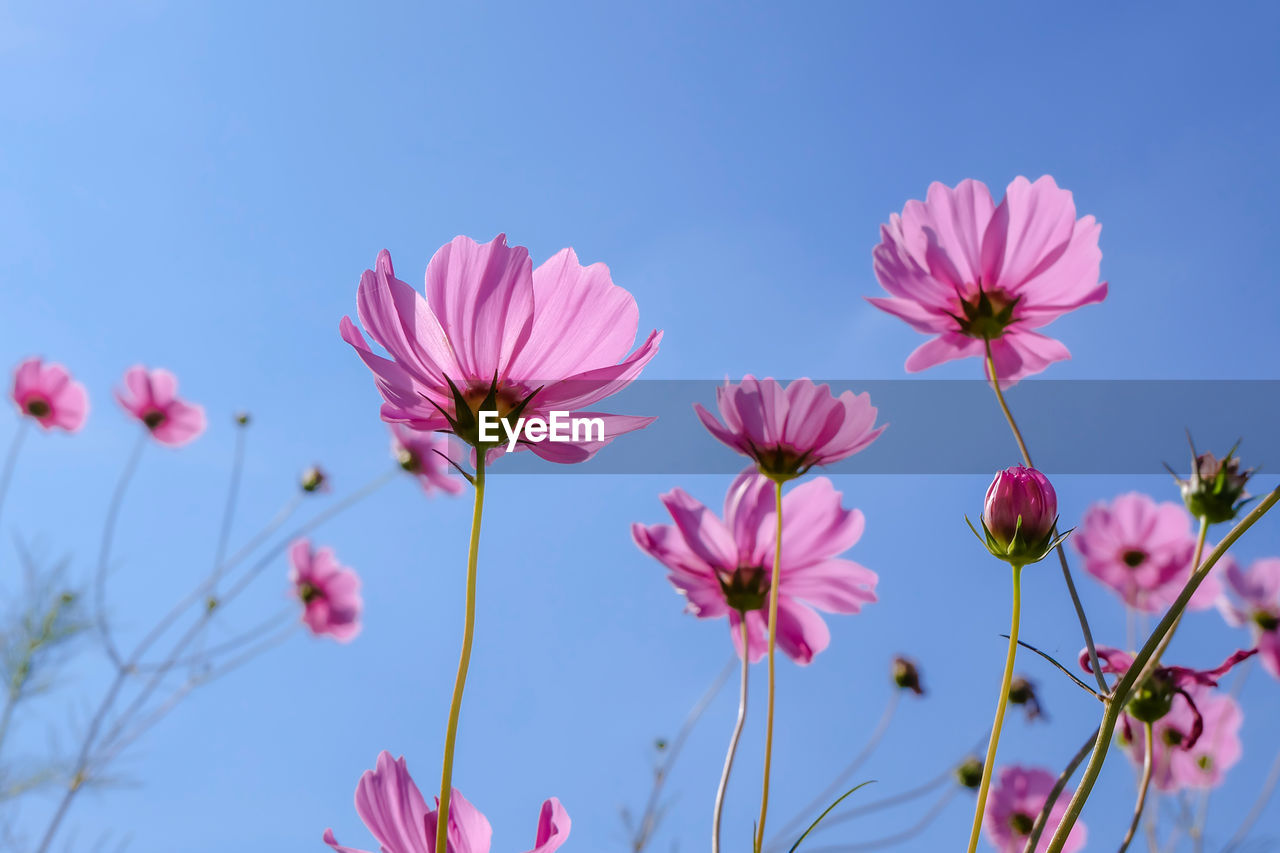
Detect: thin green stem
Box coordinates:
(967, 563, 1023, 853)
(1148, 517, 1208, 671)
(95, 432, 147, 668)
(1044, 486, 1280, 852)
(714, 619, 750, 853)
(754, 478, 785, 853)
(983, 339, 1107, 693)
(1118, 723, 1154, 853)
(436, 453, 487, 853)
(0, 420, 29, 534)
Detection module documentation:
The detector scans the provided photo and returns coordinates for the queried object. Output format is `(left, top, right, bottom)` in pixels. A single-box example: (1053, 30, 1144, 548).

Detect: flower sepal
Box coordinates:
(967, 514, 1070, 568)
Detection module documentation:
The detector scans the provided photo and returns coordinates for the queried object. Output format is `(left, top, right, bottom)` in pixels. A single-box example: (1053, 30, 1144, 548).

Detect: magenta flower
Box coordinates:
(390, 424, 465, 496)
(693, 376, 884, 480)
(289, 539, 362, 643)
(977, 466, 1060, 565)
(341, 235, 660, 464)
(1080, 645, 1252, 791)
(983, 765, 1086, 853)
(869, 176, 1107, 386)
(1073, 493, 1221, 612)
(11, 357, 88, 432)
(1219, 558, 1280, 680)
(632, 469, 876, 664)
(114, 365, 205, 446)
(324, 751, 569, 853)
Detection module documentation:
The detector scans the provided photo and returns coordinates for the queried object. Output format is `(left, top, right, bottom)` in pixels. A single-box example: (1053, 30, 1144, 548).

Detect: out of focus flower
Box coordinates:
(1172, 442, 1253, 525)
(974, 466, 1062, 566)
(11, 357, 88, 432)
(868, 176, 1107, 387)
(1219, 558, 1280, 680)
(390, 424, 464, 496)
(324, 751, 569, 853)
(115, 365, 205, 446)
(983, 765, 1087, 853)
(892, 656, 924, 696)
(1008, 676, 1045, 722)
(1081, 644, 1252, 790)
(632, 469, 876, 665)
(693, 376, 884, 481)
(301, 465, 330, 493)
(290, 539, 362, 642)
(341, 234, 660, 464)
(1073, 493, 1222, 612)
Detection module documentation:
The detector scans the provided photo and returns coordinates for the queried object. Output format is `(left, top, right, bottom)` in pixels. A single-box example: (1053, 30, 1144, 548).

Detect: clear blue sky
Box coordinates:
(2, 2, 1279, 851)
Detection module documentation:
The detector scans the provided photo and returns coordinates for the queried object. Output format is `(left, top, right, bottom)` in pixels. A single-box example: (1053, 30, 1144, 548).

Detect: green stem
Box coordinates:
(1147, 517, 1208, 671)
(1044, 486, 1280, 852)
(714, 618, 750, 853)
(983, 338, 1107, 693)
(0, 420, 28, 534)
(436, 453, 486, 853)
(1118, 722, 1154, 853)
(966, 563, 1023, 853)
(1021, 726, 1100, 853)
(754, 479, 785, 853)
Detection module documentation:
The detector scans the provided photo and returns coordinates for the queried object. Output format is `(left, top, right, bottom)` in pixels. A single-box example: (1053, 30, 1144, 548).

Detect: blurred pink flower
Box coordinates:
(324, 751, 569, 853)
(390, 424, 465, 496)
(1219, 558, 1280, 679)
(12, 357, 88, 432)
(869, 176, 1107, 386)
(341, 235, 660, 464)
(983, 765, 1086, 853)
(693, 376, 884, 480)
(114, 365, 205, 446)
(1073, 493, 1223, 613)
(290, 539, 362, 643)
(632, 469, 876, 664)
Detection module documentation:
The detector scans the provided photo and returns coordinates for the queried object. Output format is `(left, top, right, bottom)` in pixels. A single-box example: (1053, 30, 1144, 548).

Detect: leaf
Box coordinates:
(788, 780, 876, 853)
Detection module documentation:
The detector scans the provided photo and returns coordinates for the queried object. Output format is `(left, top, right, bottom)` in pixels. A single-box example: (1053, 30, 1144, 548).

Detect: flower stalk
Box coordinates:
(754, 477, 785, 853)
(713, 619, 750, 853)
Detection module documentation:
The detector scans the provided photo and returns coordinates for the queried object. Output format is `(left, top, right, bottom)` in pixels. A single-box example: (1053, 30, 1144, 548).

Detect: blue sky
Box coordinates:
(2, 1, 1280, 851)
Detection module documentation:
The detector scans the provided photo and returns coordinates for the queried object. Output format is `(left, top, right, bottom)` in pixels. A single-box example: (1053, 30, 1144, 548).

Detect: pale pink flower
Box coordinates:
(289, 539, 362, 642)
(869, 176, 1107, 386)
(983, 765, 1086, 853)
(693, 376, 884, 480)
(390, 424, 464, 496)
(11, 357, 88, 432)
(341, 235, 660, 464)
(114, 365, 205, 446)
(324, 751, 569, 853)
(632, 469, 876, 664)
(1081, 645, 1251, 791)
(1219, 558, 1280, 680)
(1073, 493, 1222, 613)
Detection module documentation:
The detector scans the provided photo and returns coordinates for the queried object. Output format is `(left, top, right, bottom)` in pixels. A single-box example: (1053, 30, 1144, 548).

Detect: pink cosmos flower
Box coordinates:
(1073, 493, 1222, 613)
(11, 357, 88, 432)
(1219, 558, 1280, 680)
(869, 176, 1107, 387)
(693, 376, 884, 480)
(289, 539, 362, 642)
(983, 765, 1086, 853)
(1080, 645, 1251, 791)
(324, 751, 569, 853)
(114, 365, 206, 446)
(341, 235, 660, 464)
(631, 469, 877, 664)
(390, 424, 465, 496)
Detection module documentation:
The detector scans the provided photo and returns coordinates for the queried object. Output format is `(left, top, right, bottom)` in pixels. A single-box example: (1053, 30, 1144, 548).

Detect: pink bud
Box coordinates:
(983, 466, 1058, 550)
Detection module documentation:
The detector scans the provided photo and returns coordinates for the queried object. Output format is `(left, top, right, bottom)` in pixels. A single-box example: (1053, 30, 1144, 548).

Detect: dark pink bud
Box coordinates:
(984, 466, 1057, 546)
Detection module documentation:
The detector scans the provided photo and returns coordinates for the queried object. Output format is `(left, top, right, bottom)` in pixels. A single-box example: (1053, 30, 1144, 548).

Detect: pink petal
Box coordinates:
(772, 596, 831, 665)
(981, 176, 1077, 291)
(352, 752, 432, 853)
(903, 333, 984, 373)
(521, 798, 571, 853)
(901, 179, 995, 287)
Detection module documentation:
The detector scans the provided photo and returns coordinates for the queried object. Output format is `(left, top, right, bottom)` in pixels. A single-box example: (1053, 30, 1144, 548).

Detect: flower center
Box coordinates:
(1009, 812, 1034, 836)
(950, 285, 1020, 340)
(24, 397, 51, 418)
(1121, 549, 1147, 568)
(143, 409, 167, 430)
(298, 582, 323, 605)
(1197, 754, 1213, 771)
(397, 447, 422, 473)
(718, 566, 770, 613)
(1254, 610, 1280, 632)
(1162, 728, 1185, 748)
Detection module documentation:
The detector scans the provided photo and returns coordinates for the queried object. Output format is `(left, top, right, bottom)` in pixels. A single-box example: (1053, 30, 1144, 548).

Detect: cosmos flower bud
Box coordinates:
(1008, 676, 1045, 721)
(301, 465, 329, 493)
(1125, 669, 1178, 725)
(235, 411, 251, 426)
(891, 656, 924, 696)
(956, 757, 984, 790)
(971, 466, 1066, 567)
(1172, 441, 1253, 525)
